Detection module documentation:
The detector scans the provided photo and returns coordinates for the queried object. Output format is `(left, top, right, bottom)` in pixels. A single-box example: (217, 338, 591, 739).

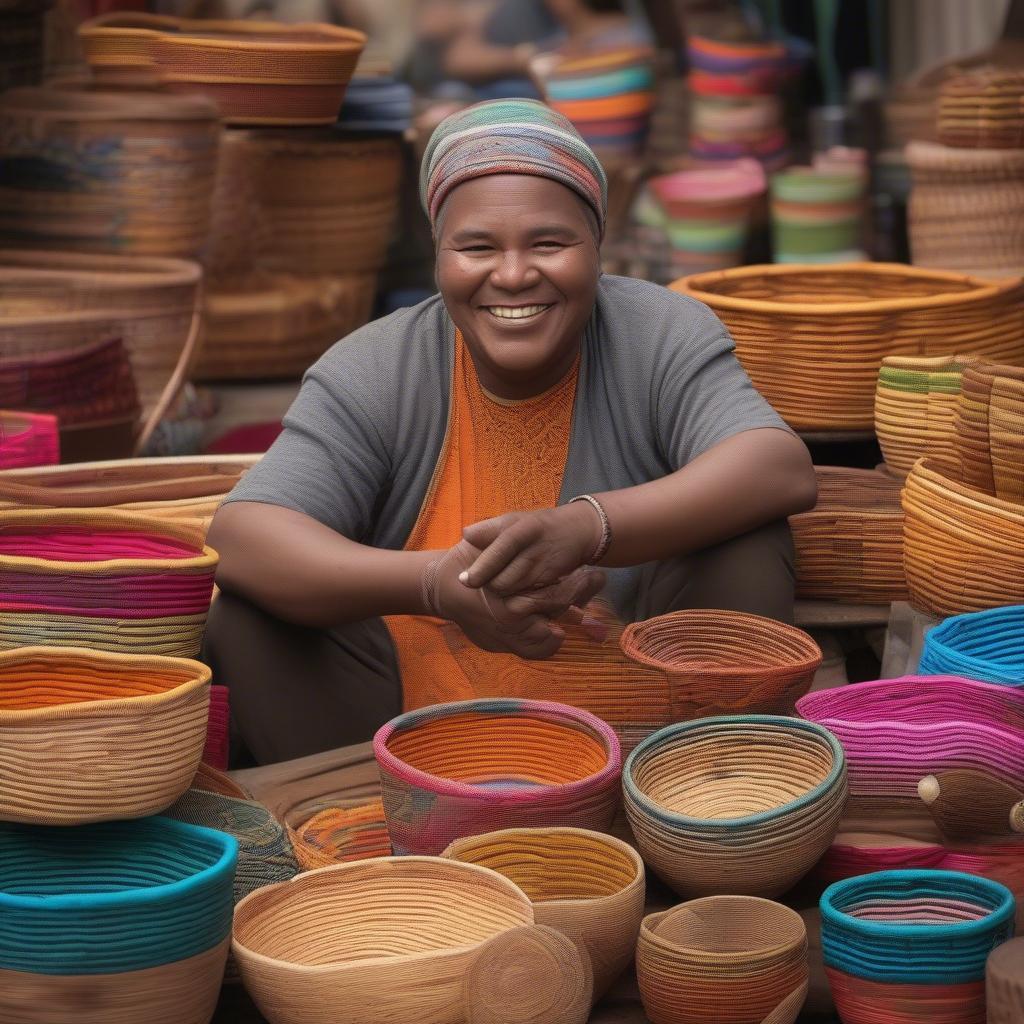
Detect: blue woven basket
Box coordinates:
(0, 816, 237, 975)
(919, 606, 1024, 686)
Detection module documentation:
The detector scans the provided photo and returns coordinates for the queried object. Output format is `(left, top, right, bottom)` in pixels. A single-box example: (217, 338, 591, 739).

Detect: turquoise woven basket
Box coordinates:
(919, 606, 1024, 686)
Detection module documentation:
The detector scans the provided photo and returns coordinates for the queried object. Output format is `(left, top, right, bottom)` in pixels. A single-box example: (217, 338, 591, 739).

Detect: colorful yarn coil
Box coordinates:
(919, 606, 1023, 686)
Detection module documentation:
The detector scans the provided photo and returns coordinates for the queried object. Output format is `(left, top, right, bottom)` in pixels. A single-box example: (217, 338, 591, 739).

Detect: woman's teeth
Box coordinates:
(485, 304, 550, 320)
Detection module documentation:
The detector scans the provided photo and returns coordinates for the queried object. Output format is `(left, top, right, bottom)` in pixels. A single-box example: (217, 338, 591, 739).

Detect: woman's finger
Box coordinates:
(462, 513, 518, 550)
(460, 522, 537, 588)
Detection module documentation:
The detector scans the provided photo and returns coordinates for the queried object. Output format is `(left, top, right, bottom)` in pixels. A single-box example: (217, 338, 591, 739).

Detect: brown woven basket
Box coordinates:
(790, 466, 907, 604)
(670, 263, 1024, 431)
(938, 71, 1024, 149)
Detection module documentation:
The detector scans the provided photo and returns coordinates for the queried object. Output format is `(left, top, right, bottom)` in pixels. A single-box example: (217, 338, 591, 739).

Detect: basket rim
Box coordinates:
(671, 261, 1021, 315)
(623, 715, 846, 828)
(909, 457, 1024, 523)
(0, 453, 258, 483)
(0, 644, 210, 722)
(373, 698, 622, 802)
(0, 250, 202, 288)
(0, 86, 219, 123)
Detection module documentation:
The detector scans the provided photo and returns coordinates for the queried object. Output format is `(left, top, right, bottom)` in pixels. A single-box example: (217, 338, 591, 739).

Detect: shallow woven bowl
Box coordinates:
(821, 869, 1016, 1024)
(620, 609, 821, 720)
(919, 606, 1024, 687)
(442, 826, 645, 999)
(374, 698, 622, 856)
(623, 715, 848, 898)
(0, 816, 236, 1024)
(637, 896, 809, 1024)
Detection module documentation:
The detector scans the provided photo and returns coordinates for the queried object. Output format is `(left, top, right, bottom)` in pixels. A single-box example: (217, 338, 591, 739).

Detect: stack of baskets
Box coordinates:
(0, 411, 58, 469)
(671, 263, 1024, 432)
(918, 606, 1023, 686)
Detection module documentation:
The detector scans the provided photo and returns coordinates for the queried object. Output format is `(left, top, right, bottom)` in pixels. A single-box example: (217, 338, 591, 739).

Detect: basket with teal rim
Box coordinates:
(0, 816, 237, 1023)
(919, 606, 1024, 686)
(821, 869, 1015, 1024)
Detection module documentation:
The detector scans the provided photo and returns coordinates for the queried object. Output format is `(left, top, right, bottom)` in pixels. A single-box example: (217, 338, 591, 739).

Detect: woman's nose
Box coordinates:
(489, 251, 540, 291)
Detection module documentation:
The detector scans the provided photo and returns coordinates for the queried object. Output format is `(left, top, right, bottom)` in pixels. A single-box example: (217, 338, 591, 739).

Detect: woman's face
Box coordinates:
(435, 174, 601, 400)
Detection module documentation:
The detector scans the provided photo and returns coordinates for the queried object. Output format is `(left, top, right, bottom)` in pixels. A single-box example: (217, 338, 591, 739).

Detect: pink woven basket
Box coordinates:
(0, 412, 58, 469)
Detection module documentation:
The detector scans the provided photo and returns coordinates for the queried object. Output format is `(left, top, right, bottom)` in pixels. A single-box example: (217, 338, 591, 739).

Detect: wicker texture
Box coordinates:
(442, 826, 645, 1000)
(875, 355, 970, 478)
(289, 798, 392, 871)
(619, 609, 821, 720)
(938, 71, 1024, 149)
(918, 606, 1023, 686)
(637, 896, 808, 1024)
(374, 699, 622, 856)
(205, 683, 230, 770)
(231, 857, 535, 1024)
(797, 674, 1024, 799)
(0, 411, 58, 469)
(0, 508, 217, 657)
(623, 716, 848, 898)
(0, 645, 210, 825)
(902, 458, 1024, 617)
(671, 263, 1024, 431)
(790, 466, 907, 604)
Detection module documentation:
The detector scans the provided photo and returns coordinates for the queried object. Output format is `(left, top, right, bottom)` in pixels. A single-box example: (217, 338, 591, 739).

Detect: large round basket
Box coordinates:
(0, 815, 236, 1024)
(0, 645, 210, 825)
(670, 263, 1024, 431)
(0, 411, 57, 469)
(623, 715, 848, 898)
(374, 698, 622, 856)
(918, 606, 1023, 686)
(821, 869, 1015, 1024)
(0, 507, 217, 657)
(619, 609, 821, 720)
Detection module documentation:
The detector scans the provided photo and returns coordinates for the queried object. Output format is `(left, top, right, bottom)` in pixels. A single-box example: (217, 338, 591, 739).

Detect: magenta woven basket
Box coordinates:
(373, 698, 622, 856)
(796, 675, 1024, 798)
(0, 412, 59, 469)
(204, 684, 229, 770)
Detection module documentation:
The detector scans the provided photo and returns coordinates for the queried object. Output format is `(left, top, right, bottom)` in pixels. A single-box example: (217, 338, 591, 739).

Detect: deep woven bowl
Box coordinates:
(620, 609, 821, 720)
(919, 606, 1023, 686)
(623, 716, 847, 898)
(0, 816, 236, 1024)
(442, 826, 645, 999)
(637, 896, 809, 1024)
(374, 698, 622, 856)
(0, 645, 211, 825)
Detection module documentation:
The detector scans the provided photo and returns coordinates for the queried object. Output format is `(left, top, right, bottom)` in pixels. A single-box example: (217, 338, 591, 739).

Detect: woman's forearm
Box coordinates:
(207, 502, 433, 628)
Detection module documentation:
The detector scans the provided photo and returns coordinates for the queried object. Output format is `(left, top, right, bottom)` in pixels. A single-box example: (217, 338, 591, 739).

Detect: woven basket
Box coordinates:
(623, 715, 848, 898)
(0, 411, 58, 468)
(0, 249, 203, 452)
(0, 815, 235, 1024)
(988, 936, 1024, 1024)
(374, 698, 622, 856)
(918, 606, 1023, 686)
(0, 645, 211, 825)
(0, 507, 217, 657)
(620, 609, 821, 720)
(902, 458, 1024, 617)
(937, 71, 1024, 149)
(289, 798, 392, 871)
(821, 869, 1016, 1024)
(789, 466, 907, 604)
(193, 760, 250, 799)
(637, 896, 809, 1024)
(797, 674, 1024, 798)
(205, 682, 230, 769)
(875, 354, 970, 478)
(442, 826, 645, 1000)
(670, 263, 1024, 431)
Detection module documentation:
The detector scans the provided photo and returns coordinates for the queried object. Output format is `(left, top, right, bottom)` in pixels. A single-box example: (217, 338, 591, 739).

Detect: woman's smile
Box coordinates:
(482, 303, 554, 322)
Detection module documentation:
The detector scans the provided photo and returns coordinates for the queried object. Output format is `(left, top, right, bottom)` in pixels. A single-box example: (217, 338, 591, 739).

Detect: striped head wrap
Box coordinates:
(420, 98, 608, 235)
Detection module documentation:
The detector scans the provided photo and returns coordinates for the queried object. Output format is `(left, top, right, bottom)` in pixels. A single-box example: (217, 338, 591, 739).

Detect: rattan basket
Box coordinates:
(623, 716, 848, 898)
(0, 411, 58, 468)
(442, 826, 645, 1000)
(671, 263, 1024, 431)
(902, 458, 1024, 617)
(938, 70, 1024, 149)
(374, 698, 622, 856)
(637, 896, 809, 1024)
(790, 466, 907, 604)
(620, 609, 821, 720)
(918, 606, 1023, 686)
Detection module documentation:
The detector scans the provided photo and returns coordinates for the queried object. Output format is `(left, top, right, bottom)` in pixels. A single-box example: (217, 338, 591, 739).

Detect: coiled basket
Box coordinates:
(919, 607, 1023, 686)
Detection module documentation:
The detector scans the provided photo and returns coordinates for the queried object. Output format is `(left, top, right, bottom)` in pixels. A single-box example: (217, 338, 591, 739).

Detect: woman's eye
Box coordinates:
(535, 240, 565, 250)
(460, 245, 492, 253)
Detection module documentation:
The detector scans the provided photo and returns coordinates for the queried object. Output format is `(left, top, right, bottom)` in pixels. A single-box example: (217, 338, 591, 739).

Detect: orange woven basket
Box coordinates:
(671, 263, 1024, 431)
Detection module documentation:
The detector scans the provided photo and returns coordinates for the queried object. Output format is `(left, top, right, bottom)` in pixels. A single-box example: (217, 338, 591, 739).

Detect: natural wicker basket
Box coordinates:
(790, 466, 907, 604)
(902, 458, 1024, 617)
(671, 263, 1024, 431)
(623, 716, 848, 898)
(619, 609, 821, 719)
(918, 606, 1024, 686)
(637, 896, 809, 1024)
(442, 826, 645, 1000)
(0, 507, 217, 657)
(0, 410, 58, 468)
(0, 249, 203, 452)
(374, 698, 622, 856)
(0, 815, 235, 1024)
(938, 70, 1024, 149)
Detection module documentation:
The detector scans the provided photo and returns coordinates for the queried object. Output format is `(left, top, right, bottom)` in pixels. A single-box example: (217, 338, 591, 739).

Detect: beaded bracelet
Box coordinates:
(569, 493, 612, 564)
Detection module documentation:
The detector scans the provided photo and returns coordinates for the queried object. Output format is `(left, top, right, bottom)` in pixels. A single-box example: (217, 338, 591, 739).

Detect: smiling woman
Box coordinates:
(203, 99, 817, 766)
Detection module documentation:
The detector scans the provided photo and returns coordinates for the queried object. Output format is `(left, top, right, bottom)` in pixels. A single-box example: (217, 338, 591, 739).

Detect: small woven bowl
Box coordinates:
(374, 698, 622, 856)
(919, 606, 1024, 686)
(623, 716, 848, 898)
(0, 816, 237, 1024)
(442, 826, 645, 999)
(0, 645, 211, 825)
(637, 896, 809, 1024)
(620, 609, 821, 720)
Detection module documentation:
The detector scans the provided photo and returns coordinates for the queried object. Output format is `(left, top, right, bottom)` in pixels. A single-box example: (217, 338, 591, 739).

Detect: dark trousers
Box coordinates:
(202, 520, 795, 765)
